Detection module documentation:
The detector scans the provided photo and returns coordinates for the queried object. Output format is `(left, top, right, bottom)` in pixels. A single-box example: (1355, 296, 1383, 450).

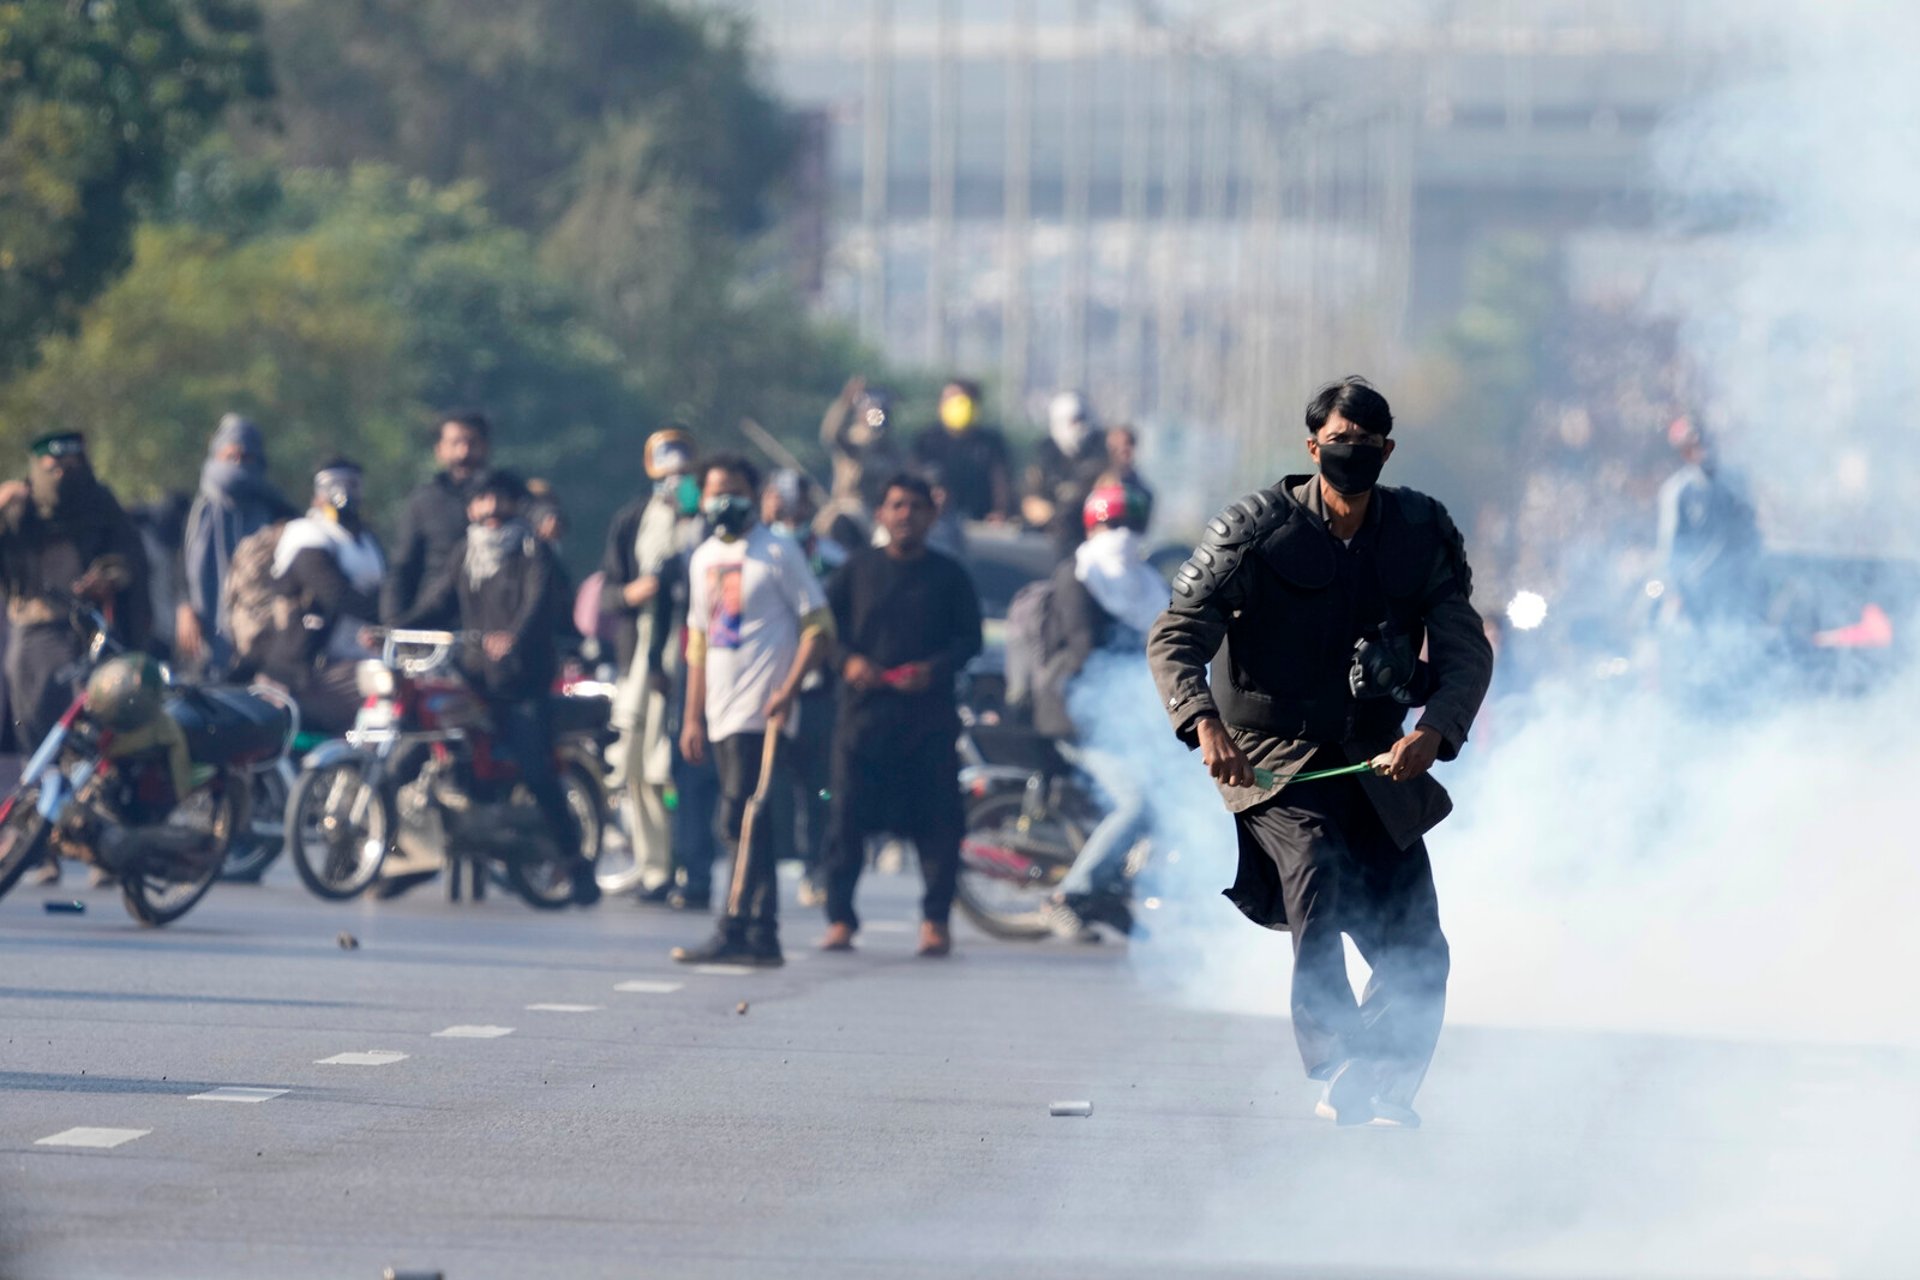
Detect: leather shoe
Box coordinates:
(916, 920, 952, 958)
(818, 922, 856, 952)
(673, 930, 783, 967)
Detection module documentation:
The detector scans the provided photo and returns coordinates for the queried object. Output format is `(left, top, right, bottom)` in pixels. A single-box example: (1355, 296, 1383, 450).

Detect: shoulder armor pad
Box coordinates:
(1385, 485, 1437, 524)
(1171, 488, 1290, 602)
(1381, 487, 1473, 604)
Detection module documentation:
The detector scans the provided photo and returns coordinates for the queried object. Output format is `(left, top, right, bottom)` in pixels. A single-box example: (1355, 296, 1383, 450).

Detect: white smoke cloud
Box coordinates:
(1064, 4, 1920, 1274)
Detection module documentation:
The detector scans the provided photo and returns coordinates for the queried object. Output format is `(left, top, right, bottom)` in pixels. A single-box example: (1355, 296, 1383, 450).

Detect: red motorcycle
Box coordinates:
(283, 629, 610, 908)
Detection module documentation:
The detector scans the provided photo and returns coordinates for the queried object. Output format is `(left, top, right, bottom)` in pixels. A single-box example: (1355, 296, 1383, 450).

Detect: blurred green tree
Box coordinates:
(0, 0, 272, 375)
(0, 165, 655, 567)
(234, 0, 862, 466)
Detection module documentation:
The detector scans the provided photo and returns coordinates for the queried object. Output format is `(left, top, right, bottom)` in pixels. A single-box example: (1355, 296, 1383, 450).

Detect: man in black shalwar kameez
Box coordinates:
(820, 474, 983, 958)
(1148, 378, 1494, 1128)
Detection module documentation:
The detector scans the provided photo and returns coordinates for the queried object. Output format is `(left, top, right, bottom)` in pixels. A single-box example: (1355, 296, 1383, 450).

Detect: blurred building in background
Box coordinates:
(697, 0, 1714, 507)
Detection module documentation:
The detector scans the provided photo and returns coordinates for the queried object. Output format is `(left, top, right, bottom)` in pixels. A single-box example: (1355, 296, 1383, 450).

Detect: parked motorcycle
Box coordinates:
(953, 705, 1149, 941)
(0, 605, 291, 925)
(283, 629, 609, 908)
(218, 683, 316, 884)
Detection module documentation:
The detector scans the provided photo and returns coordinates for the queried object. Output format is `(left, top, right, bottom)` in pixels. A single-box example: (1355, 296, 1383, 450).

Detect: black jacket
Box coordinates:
(401, 529, 564, 702)
(1148, 477, 1493, 849)
(911, 425, 1013, 522)
(0, 476, 152, 648)
(1025, 435, 1109, 551)
(254, 544, 380, 686)
(382, 472, 472, 627)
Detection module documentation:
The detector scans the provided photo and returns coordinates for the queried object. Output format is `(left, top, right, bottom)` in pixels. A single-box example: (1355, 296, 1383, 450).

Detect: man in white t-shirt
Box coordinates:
(672, 453, 833, 967)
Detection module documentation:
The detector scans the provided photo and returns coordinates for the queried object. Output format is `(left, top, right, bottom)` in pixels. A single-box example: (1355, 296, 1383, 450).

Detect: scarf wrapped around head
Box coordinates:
(1073, 527, 1168, 636)
(466, 520, 531, 589)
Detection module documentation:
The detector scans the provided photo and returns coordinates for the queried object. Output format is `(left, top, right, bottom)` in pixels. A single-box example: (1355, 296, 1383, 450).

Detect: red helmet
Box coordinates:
(1083, 481, 1152, 533)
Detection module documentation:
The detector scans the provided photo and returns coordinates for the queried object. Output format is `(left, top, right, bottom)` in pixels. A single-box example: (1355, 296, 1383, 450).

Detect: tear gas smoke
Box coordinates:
(1063, 4, 1920, 1274)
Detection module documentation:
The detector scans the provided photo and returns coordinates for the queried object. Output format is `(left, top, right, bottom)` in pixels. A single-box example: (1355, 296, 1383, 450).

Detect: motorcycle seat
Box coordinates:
(549, 692, 612, 737)
(166, 687, 292, 767)
(966, 723, 1067, 777)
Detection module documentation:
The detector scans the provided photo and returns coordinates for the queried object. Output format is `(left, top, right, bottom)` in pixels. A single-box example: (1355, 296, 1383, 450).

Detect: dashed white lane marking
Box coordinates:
(316, 1050, 409, 1066)
(692, 965, 757, 976)
(525, 1003, 602, 1013)
(433, 1025, 514, 1039)
(614, 980, 683, 994)
(865, 922, 913, 934)
(191, 1087, 288, 1104)
(36, 1127, 150, 1150)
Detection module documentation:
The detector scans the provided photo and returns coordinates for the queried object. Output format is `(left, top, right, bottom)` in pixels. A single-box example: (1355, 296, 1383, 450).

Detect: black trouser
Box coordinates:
(6, 622, 81, 755)
(1237, 763, 1450, 1109)
(489, 697, 582, 865)
(825, 728, 963, 931)
(713, 730, 784, 934)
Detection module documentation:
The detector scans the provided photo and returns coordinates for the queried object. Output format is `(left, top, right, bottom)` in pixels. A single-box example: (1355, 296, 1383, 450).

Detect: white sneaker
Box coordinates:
(1314, 1059, 1378, 1126)
(1367, 1100, 1422, 1129)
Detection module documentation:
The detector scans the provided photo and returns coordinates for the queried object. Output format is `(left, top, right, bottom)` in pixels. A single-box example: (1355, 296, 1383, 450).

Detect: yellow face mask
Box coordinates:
(939, 393, 976, 432)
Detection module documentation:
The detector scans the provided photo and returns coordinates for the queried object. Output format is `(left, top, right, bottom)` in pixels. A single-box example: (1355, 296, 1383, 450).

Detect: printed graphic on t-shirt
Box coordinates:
(707, 564, 745, 648)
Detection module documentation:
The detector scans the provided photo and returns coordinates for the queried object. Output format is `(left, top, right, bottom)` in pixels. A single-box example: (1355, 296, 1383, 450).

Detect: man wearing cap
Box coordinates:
(599, 426, 702, 904)
(181, 414, 297, 672)
(0, 432, 150, 883)
(258, 460, 385, 736)
(383, 411, 492, 628)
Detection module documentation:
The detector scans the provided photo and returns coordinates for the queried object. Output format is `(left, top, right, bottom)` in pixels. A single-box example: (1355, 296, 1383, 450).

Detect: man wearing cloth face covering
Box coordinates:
(599, 426, 703, 903)
(400, 470, 602, 906)
(1148, 377, 1493, 1129)
(181, 414, 296, 671)
(260, 460, 386, 735)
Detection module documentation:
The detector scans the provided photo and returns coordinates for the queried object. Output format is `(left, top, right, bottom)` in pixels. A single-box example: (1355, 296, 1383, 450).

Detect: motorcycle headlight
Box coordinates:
(355, 661, 398, 699)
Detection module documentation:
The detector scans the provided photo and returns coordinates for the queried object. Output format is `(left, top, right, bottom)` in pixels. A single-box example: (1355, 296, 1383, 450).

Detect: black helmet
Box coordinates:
(86, 655, 165, 731)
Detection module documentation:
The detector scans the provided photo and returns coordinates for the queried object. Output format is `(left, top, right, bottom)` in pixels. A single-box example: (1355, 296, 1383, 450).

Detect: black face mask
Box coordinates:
(1316, 441, 1387, 496)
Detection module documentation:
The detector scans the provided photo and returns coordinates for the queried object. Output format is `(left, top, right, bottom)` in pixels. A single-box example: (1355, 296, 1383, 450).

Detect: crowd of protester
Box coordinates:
(0, 377, 1165, 957)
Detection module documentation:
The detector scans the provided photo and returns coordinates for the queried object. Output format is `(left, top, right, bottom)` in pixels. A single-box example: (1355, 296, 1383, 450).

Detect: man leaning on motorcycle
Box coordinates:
(396, 469, 602, 907)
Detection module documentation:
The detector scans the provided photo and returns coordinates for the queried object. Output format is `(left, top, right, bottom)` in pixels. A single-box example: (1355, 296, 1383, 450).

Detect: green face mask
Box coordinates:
(663, 474, 699, 517)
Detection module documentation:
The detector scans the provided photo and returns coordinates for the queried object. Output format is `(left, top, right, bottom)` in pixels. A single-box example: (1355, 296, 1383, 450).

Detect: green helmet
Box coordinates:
(86, 654, 165, 731)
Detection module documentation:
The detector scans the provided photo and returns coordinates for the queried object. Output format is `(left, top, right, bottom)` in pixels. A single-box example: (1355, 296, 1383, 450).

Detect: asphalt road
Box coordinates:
(0, 858, 1913, 1280)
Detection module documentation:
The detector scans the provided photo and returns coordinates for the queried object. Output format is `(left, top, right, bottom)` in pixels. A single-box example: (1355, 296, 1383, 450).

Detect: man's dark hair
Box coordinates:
(1304, 376, 1393, 439)
(881, 473, 935, 507)
(701, 451, 760, 494)
(437, 411, 493, 443)
(942, 377, 983, 400)
(472, 469, 528, 503)
(314, 456, 362, 477)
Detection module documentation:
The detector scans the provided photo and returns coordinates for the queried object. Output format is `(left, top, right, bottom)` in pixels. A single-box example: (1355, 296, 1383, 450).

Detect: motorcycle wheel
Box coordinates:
(220, 764, 291, 883)
(0, 788, 54, 900)
(287, 758, 394, 900)
(504, 757, 604, 910)
(955, 788, 1079, 941)
(122, 774, 239, 927)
